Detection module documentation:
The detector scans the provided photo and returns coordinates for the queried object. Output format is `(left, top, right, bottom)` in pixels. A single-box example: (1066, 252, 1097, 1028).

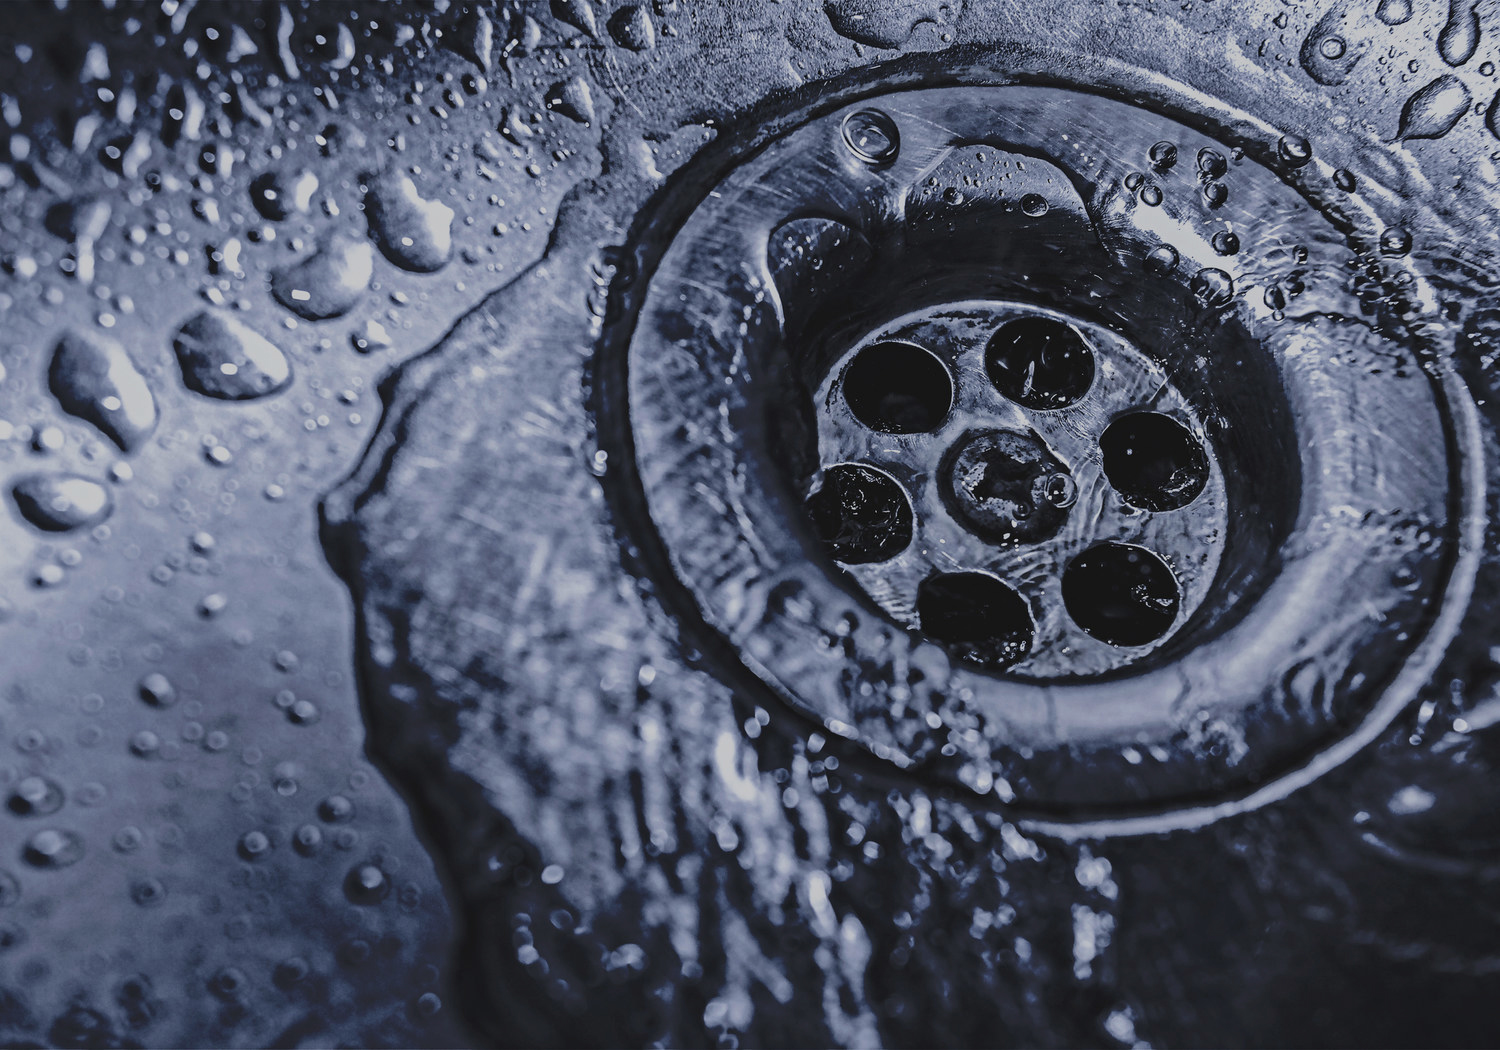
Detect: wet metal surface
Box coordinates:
(2, 1, 1500, 1047)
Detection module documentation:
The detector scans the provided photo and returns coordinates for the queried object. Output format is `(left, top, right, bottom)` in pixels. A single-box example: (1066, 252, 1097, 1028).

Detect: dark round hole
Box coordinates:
(1099, 411, 1209, 511)
(915, 572, 1034, 669)
(805, 464, 914, 564)
(1062, 542, 1180, 647)
(842, 341, 953, 433)
(985, 316, 1096, 410)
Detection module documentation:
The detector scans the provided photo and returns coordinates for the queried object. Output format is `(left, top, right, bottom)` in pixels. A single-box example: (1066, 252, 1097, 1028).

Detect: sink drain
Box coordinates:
(616, 84, 1481, 831)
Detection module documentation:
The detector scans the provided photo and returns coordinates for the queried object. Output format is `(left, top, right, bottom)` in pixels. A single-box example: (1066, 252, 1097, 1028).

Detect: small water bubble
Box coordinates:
(237, 830, 271, 860)
(208, 966, 246, 1000)
(1137, 184, 1161, 207)
(1190, 268, 1236, 308)
(841, 108, 899, 167)
(1277, 134, 1313, 167)
(1144, 244, 1179, 274)
(1211, 230, 1241, 255)
(1380, 226, 1413, 256)
(1319, 36, 1346, 60)
(1332, 167, 1357, 192)
(1148, 140, 1178, 170)
(130, 730, 160, 758)
(112, 826, 144, 853)
(138, 672, 175, 707)
(1043, 474, 1078, 508)
(1020, 193, 1049, 216)
(319, 795, 356, 824)
(129, 876, 167, 907)
(1202, 180, 1228, 208)
(1196, 147, 1227, 179)
(293, 824, 323, 856)
(273, 957, 311, 988)
(344, 863, 391, 905)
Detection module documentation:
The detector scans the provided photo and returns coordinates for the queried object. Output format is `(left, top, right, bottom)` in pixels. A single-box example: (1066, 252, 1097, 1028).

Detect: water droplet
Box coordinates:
(364, 173, 455, 273)
(1196, 148, 1227, 179)
(1144, 244, 1179, 274)
(1485, 90, 1500, 141)
(22, 828, 83, 869)
(1438, 0, 1480, 67)
(318, 794, 356, 823)
(47, 330, 156, 453)
(1277, 134, 1313, 167)
(1137, 184, 1161, 207)
(1020, 192, 1050, 216)
(841, 108, 899, 166)
(173, 311, 293, 401)
(1148, 141, 1178, 170)
(129, 876, 166, 907)
(7, 776, 63, 817)
(237, 830, 271, 860)
(12, 474, 112, 532)
(1395, 75, 1472, 141)
(250, 169, 318, 222)
(1202, 180, 1228, 208)
(1332, 167, 1358, 192)
(1300, 1, 1369, 84)
(552, 0, 600, 39)
(1211, 230, 1241, 255)
(293, 824, 323, 856)
(272, 234, 374, 320)
(1190, 268, 1236, 308)
(1377, 0, 1412, 23)
(344, 863, 391, 905)
(1380, 226, 1413, 256)
(44, 197, 111, 284)
(1044, 474, 1078, 508)
(351, 319, 392, 353)
(609, 5, 656, 50)
(454, 7, 494, 70)
(823, 0, 952, 47)
(545, 76, 597, 125)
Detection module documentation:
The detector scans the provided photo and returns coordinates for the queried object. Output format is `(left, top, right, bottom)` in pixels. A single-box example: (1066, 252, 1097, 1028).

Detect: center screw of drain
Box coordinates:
(941, 428, 1074, 545)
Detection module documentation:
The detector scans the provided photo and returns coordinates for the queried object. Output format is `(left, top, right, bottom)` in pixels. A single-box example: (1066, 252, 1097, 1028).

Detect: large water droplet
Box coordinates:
(823, 0, 954, 48)
(364, 173, 454, 273)
(48, 330, 157, 453)
(1395, 75, 1472, 141)
(272, 234, 374, 320)
(1190, 268, 1236, 308)
(1438, 0, 1480, 66)
(551, 0, 600, 39)
(22, 829, 84, 869)
(11, 474, 113, 532)
(172, 311, 293, 400)
(609, 5, 655, 50)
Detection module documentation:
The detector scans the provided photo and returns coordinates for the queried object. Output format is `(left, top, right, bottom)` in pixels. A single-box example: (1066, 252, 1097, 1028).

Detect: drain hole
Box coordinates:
(985, 317, 1095, 410)
(916, 572, 1034, 669)
(805, 463, 914, 564)
(842, 341, 953, 434)
(1062, 542, 1180, 647)
(1099, 412, 1209, 511)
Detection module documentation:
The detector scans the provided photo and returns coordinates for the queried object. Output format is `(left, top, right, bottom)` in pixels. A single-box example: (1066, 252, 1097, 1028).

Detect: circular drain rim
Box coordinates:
(606, 78, 1484, 836)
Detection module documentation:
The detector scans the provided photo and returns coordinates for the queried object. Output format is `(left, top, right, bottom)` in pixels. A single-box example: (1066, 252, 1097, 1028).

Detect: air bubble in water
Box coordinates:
(841, 109, 900, 166)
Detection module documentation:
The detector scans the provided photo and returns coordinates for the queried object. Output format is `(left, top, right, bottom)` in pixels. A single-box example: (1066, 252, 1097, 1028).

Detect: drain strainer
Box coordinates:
(617, 85, 1481, 832)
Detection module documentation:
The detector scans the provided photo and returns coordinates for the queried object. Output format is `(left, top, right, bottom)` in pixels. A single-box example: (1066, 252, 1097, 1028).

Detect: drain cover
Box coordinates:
(619, 85, 1481, 831)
